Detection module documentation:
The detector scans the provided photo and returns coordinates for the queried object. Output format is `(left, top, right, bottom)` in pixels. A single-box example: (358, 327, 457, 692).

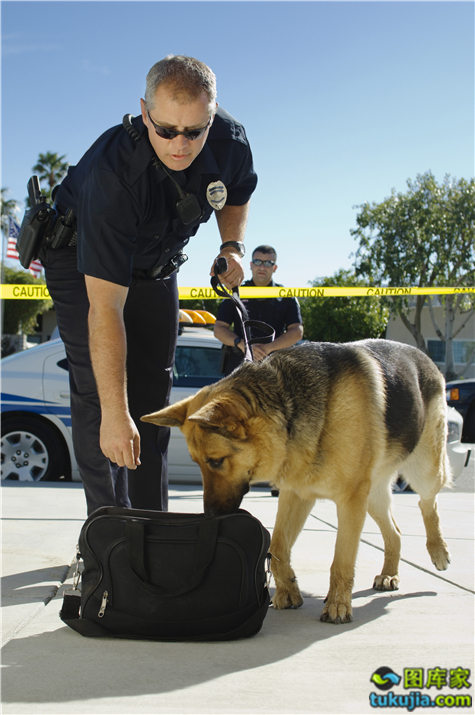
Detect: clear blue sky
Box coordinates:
(2, 0, 474, 288)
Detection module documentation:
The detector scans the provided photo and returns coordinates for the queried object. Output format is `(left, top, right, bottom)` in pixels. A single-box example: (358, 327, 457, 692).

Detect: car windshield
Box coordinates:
(173, 346, 223, 387)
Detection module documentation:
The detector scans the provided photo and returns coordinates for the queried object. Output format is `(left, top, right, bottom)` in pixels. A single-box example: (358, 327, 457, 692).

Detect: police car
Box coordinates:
(446, 377, 475, 443)
(1, 311, 223, 485)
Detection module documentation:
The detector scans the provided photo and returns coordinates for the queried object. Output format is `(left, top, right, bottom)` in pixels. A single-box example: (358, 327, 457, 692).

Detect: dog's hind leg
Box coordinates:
(270, 490, 316, 610)
(368, 479, 402, 591)
(418, 495, 451, 570)
(401, 404, 451, 571)
(321, 491, 369, 624)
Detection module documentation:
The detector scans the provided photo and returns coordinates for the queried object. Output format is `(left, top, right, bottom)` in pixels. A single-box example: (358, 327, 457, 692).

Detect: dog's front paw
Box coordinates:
(320, 598, 352, 624)
(373, 574, 400, 591)
(272, 581, 304, 610)
(428, 540, 450, 571)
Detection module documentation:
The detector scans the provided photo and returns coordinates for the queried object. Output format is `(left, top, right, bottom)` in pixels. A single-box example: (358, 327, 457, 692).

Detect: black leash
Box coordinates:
(211, 257, 275, 362)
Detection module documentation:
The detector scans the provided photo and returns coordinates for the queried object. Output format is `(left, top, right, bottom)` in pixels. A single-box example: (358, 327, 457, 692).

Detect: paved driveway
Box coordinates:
(1, 456, 473, 714)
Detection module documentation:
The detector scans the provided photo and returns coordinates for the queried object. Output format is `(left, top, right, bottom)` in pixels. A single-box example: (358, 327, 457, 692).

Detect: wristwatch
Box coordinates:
(234, 336, 242, 348)
(220, 241, 246, 258)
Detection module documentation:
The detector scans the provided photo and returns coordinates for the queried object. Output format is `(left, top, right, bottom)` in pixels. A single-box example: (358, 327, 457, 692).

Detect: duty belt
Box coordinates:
(132, 250, 188, 281)
(48, 207, 77, 249)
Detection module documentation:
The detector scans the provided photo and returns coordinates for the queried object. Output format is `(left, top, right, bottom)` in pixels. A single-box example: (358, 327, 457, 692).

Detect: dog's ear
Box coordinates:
(188, 398, 248, 439)
(141, 396, 194, 427)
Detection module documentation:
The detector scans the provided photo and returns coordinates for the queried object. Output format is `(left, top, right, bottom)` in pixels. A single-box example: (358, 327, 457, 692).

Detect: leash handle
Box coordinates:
(211, 258, 248, 314)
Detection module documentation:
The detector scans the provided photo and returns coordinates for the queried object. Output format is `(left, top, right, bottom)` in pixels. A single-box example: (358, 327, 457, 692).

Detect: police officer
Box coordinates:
(214, 245, 303, 374)
(43, 55, 257, 515)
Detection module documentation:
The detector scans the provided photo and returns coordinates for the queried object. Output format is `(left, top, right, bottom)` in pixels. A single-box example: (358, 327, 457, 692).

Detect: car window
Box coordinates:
(173, 346, 223, 387)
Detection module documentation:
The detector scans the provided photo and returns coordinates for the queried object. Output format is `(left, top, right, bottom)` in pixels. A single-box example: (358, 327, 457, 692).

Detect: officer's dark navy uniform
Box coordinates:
(43, 107, 257, 515)
(217, 279, 303, 375)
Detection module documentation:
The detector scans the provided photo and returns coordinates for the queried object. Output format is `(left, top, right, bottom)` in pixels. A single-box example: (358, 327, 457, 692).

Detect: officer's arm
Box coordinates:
(84, 275, 141, 470)
(214, 319, 244, 352)
(252, 323, 304, 361)
(215, 202, 250, 243)
(211, 202, 251, 288)
(271, 323, 304, 350)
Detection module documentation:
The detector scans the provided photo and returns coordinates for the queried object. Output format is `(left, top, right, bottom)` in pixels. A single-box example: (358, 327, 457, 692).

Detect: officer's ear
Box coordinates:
(140, 98, 148, 124)
(209, 103, 218, 127)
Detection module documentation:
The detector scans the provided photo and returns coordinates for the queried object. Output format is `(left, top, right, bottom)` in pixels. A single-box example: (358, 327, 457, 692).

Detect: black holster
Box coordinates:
(17, 203, 77, 269)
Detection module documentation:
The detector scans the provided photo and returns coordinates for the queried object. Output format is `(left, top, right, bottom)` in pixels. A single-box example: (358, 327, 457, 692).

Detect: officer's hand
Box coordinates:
(251, 343, 270, 362)
(100, 412, 141, 470)
(210, 251, 244, 289)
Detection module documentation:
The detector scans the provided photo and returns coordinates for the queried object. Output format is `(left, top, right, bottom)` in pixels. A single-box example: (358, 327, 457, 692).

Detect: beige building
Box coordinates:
(386, 301, 475, 379)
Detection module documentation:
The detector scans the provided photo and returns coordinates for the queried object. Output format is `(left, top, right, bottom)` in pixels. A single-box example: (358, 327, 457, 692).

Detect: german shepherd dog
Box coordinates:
(142, 340, 451, 624)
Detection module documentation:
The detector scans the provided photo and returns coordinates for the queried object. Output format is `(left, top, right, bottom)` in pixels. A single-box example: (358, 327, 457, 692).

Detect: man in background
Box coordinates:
(214, 245, 303, 375)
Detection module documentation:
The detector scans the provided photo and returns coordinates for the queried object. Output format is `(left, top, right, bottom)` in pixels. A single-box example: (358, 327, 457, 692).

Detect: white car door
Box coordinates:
(167, 337, 223, 483)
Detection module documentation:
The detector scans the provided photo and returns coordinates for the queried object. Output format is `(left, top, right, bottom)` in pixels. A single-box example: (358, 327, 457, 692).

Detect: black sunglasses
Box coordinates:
(147, 111, 212, 141)
(252, 258, 275, 267)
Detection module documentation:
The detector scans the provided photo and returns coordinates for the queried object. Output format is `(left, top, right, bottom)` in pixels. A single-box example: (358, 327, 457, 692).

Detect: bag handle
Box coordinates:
(125, 517, 220, 596)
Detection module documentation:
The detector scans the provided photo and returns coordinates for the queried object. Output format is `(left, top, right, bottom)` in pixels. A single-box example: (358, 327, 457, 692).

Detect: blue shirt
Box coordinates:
(55, 107, 257, 286)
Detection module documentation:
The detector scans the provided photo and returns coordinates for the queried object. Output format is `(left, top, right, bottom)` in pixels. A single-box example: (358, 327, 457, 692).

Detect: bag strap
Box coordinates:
(126, 517, 220, 596)
(211, 258, 275, 363)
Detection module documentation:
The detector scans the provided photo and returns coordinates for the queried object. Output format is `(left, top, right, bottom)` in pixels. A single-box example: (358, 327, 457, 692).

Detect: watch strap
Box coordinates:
(220, 241, 245, 258)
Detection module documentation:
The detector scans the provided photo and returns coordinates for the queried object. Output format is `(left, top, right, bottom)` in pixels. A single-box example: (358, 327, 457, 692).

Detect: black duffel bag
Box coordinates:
(60, 506, 271, 641)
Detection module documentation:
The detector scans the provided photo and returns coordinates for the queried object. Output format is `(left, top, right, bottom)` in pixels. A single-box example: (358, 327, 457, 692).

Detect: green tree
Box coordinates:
(299, 269, 389, 342)
(351, 172, 475, 377)
(1, 188, 21, 338)
(0, 187, 18, 237)
(32, 151, 69, 200)
(1, 264, 50, 334)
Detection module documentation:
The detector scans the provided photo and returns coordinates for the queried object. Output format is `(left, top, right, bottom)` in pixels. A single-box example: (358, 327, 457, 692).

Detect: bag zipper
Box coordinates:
(98, 590, 109, 618)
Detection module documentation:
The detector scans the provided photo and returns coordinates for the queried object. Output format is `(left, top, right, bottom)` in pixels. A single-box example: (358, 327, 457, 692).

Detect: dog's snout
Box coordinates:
(203, 482, 250, 517)
(204, 500, 237, 518)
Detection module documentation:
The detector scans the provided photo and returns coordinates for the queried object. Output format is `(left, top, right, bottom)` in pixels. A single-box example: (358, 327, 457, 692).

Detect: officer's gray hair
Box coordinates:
(145, 55, 217, 109)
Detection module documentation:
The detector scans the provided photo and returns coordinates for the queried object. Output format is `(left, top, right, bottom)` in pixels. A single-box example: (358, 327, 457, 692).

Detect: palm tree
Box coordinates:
(0, 188, 18, 236)
(32, 152, 69, 200)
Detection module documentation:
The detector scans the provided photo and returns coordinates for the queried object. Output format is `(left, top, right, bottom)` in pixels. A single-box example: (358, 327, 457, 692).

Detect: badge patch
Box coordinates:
(206, 180, 227, 210)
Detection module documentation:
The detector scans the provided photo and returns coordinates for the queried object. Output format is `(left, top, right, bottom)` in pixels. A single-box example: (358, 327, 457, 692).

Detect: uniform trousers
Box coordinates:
(43, 245, 179, 515)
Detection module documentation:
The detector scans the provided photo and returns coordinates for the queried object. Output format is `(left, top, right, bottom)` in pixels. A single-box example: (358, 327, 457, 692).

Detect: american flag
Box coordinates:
(6, 216, 43, 278)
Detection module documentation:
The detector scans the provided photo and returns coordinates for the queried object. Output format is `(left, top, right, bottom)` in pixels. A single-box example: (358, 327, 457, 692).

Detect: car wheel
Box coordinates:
(1, 415, 71, 482)
(392, 475, 413, 493)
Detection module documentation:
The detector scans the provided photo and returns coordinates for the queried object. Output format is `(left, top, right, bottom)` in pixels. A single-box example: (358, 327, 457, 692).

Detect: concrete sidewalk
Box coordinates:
(1, 468, 474, 715)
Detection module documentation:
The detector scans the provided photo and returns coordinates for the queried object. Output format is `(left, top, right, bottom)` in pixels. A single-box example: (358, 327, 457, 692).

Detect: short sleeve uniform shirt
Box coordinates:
(54, 107, 257, 286)
(217, 280, 303, 339)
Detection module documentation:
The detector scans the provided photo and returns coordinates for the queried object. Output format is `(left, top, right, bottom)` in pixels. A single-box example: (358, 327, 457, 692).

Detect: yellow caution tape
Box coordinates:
(1, 284, 52, 300)
(177, 285, 475, 300)
(1, 284, 473, 301)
